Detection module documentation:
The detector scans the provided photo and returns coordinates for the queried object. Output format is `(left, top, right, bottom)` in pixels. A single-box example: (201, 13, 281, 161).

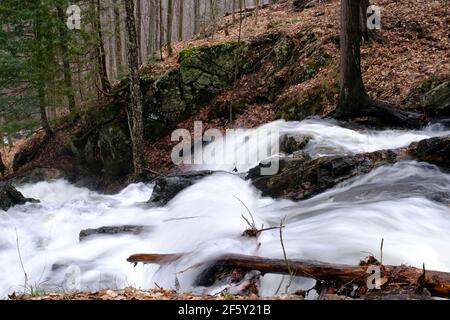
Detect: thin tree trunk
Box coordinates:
(113, 0, 123, 72)
(178, 0, 184, 41)
(148, 0, 156, 58)
(92, 0, 111, 93)
(194, 0, 200, 34)
(136, 0, 142, 64)
(124, 0, 145, 179)
(167, 0, 174, 56)
(159, 0, 164, 60)
(56, 5, 76, 113)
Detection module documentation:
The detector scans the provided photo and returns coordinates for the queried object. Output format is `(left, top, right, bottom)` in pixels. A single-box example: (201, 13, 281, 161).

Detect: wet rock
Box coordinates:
(421, 81, 450, 118)
(0, 183, 39, 211)
(246, 150, 398, 200)
(280, 134, 312, 154)
(148, 171, 215, 206)
(413, 136, 450, 170)
(79, 225, 147, 241)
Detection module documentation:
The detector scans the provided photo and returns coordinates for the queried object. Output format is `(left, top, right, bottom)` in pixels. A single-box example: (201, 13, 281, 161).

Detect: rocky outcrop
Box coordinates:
(246, 150, 398, 200)
(412, 136, 450, 170)
(148, 171, 215, 206)
(0, 183, 39, 211)
(79, 225, 147, 241)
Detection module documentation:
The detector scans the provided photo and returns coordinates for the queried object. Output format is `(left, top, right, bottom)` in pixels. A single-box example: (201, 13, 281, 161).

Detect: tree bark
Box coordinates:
(178, 0, 184, 41)
(194, 0, 200, 35)
(124, 0, 145, 179)
(92, 0, 111, 93)
(128, 253, 450, 298)
(113, 0, 123, 71)
(167, 0, 174, 56)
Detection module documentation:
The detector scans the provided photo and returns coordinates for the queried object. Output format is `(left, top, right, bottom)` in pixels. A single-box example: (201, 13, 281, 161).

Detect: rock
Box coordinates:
(246, 150, 398, 200)
(79, 225, 147, 241)
(148, 171, 215, 206)
(413, 136, 450, 170)
(280, 134, 312, 154)
(0, 183, 40, 211)
(421, 81, 450, 117)
(9, 167, 66, 185)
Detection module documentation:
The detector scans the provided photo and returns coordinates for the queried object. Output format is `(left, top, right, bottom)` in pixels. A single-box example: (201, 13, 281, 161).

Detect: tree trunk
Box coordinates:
(194, 0, 200, 34)
(136, 0, 142, 64)
(92, 0, 111, 93)
(56, 5, 76, 113)
(124, 0, 145, 179)
(159, 0, 164, 60)
(178, 0, 184, 41)
(335, 0, 423, 128)
(37, 86, 52, 135)
(148, 0, 156, 58)
(113, 0, 123, 72)
(167, 0, 174, 56)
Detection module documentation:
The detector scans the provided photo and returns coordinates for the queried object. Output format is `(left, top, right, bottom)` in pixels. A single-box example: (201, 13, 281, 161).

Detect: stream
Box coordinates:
(1, 119, 450, 298)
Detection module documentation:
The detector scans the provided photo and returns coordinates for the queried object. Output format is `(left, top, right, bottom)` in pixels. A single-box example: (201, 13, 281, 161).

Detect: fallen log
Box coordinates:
(127, 253, 450, 298)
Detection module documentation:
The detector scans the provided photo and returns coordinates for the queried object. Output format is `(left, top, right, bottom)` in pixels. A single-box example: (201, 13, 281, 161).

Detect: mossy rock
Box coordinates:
(273, 37, 295, 69)
(275, 86, 328, 121)
(420, 81, 450, 117)
(97, 124, 132, 177)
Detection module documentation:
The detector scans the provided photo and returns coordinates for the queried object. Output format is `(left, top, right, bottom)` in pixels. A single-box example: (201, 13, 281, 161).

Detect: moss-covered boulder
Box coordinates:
(247, 150, 398, 200)
(420, 81, 450, 117)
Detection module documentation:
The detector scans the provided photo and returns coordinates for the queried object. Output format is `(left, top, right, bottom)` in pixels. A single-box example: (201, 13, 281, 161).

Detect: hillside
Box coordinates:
(5, 0, 448, 192)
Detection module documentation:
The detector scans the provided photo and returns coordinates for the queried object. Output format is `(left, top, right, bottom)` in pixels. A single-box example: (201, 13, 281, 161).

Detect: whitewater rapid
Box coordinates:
(1, 119, 449, 298)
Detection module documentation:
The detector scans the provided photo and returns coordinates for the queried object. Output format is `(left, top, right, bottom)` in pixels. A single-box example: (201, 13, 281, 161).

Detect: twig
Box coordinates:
(15, 228, 28, 294)
(380, 238, 384, 265)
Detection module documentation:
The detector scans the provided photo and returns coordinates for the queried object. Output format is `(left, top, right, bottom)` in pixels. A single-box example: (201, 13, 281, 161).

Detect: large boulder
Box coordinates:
(148, 171, 215, 206)
(0, 183, 39, 211)
(246, 150, 398, 200)
(9, 167, 66, 185)
(413, 136, 450, 170)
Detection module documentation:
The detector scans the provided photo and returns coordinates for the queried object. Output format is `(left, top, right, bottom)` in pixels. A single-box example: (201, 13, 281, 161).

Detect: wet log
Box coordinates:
(127, 253, 450, 298)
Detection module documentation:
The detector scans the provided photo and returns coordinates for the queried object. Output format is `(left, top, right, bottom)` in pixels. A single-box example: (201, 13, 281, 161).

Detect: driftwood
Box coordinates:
(127, 253, 450, 298)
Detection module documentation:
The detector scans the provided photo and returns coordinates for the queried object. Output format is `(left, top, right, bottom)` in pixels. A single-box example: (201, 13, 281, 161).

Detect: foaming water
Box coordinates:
(194, 119, 450, 172)
(1, 119, 449, 298)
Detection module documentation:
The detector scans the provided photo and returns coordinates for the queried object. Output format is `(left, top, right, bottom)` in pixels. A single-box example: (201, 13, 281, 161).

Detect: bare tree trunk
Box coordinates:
(124, 0, 145, 179)
(178, 0, 184, 41)
(113, 0, 123, 72)
(194, 0, 200, 34)
(159, 0, 164, 60)
(92, 0, 111, 93)
(167, 0, 174, 56)
(136, 0, 142, 64)
(148, 0, 156, 58)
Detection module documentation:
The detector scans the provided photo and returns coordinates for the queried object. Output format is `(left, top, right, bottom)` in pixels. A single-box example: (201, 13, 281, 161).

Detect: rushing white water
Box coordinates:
(193, 119, 450, 172)
(0, 119, 449, 298)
